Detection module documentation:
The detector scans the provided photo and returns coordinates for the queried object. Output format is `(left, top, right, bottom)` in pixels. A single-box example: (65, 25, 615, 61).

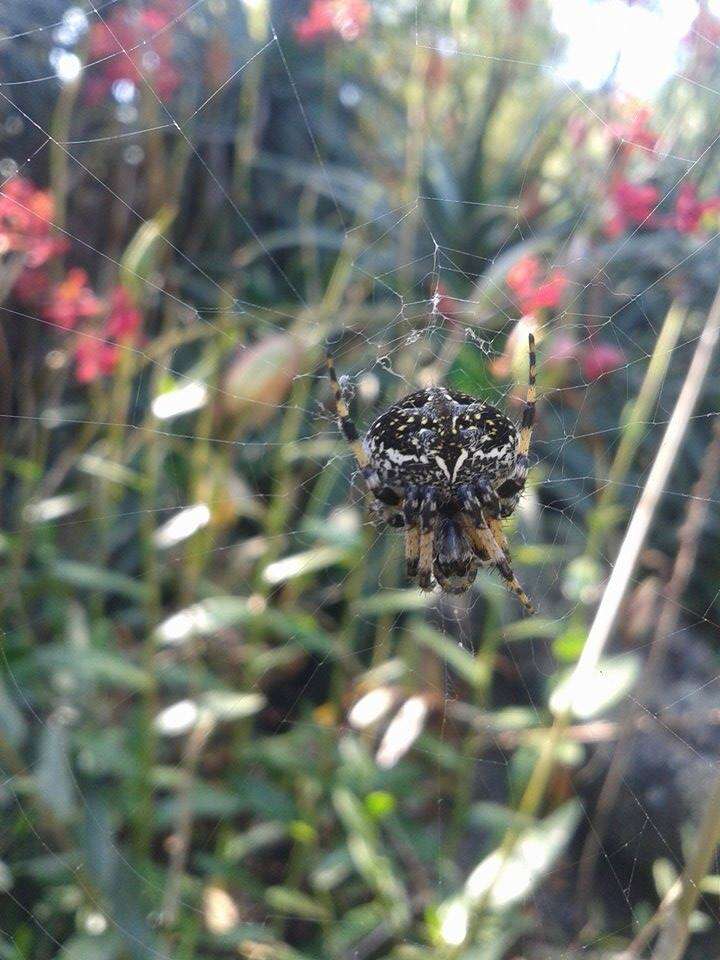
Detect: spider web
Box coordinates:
(1, 1, 720, 958)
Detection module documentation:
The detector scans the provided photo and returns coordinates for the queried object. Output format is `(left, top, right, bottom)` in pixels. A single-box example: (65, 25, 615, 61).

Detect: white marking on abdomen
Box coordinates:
(434, 456, 451, 480)
(452, 449, 468, 481)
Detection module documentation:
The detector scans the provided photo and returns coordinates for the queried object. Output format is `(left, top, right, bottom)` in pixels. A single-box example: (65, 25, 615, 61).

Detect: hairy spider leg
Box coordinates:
(417, 488, 438, 591)
(489, 518, 511, 557)
(467, 478, 511, 559)
(457, 484, 535, 613)
(496, 332, 537, 518)
(403, 484, 422, 578)
(326, 354, 369, 468)
(327, 354, 403, 510)
(461, 516, 536, 614)
(519, 332, 536, 458)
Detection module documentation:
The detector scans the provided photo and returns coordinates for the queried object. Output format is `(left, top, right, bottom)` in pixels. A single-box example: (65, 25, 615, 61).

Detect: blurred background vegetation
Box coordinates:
(2, 0, 720, 958)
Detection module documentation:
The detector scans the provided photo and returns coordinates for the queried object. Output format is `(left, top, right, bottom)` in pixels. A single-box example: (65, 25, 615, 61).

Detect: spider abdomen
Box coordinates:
(364, 387, 517, 490)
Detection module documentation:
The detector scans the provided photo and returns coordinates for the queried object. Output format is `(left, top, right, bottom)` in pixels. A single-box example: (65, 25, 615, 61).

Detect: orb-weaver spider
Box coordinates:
(327, 334, 537, 613)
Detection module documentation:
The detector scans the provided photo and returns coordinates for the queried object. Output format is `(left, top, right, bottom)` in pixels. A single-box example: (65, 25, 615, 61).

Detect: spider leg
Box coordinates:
(519, 332, 536, 458)
(326, 354, 369, 469)
(327, 353, 402, 507)
(461, 517, 535, 614)
(457, 484, 535, 613)
(494, 333, 537, 518)
(467, 481, 509, 556)
(403, 485, 421, 578)
(417, 487, 438, 591)
(489, 518, 511, 558)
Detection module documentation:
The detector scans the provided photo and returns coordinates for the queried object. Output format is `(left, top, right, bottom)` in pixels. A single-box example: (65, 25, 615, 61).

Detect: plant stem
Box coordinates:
(649, 770, 720, 960)
(456, 281, 720, 951)
(578, 414, 720, 903)
(585, 301, 685, 559)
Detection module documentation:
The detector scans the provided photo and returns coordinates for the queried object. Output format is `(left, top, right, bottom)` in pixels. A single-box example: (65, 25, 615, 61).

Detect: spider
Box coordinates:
(326, 334, 537, 613)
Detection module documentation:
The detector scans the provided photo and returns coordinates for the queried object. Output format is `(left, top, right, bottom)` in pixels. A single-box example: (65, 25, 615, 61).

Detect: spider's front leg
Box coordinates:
(465, 479, 511, 557)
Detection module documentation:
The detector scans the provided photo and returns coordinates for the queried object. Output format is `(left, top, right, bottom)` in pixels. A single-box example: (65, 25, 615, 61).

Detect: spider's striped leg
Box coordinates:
(495, 332, 537, 518)
(417, 487, 438, 592)
(489, 518, 510, 558)
(460, 516, 536, 614)
(519, 332, 536, 458)
(326, 353, 401, 506)
(326, 354, 369, 469)
(468, 481, 510, 557)
(403, 484, 421, 578)
(457, 485, 535, 614)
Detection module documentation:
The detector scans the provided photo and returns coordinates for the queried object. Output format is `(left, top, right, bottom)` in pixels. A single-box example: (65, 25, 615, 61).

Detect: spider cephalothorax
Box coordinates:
(327, 335, 537, 613)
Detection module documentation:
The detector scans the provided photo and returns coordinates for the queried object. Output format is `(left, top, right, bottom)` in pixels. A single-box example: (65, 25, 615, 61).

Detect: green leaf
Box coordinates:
(34, 646, 152, 693)
(59, 933, 123, 960)
(36, 719, 75, 823)
(52, 561, 147, 601)
(652, 858, 678, 898)
(265, 886, 330, 923)
(154, 596, 251, 645)
(0, 679, 26, 749)
(201, 690, 265, 722)
(119, 205, 175, 300)
(262, 545, 351, 585)
(352, 590, 434, 615)
(326, 902, 391, 956)
(333, 788, 410, 930)
(221, 822, 288, 863)
(22, 493, 86, 524)
(437, 801, 581, 943)
(413, 622, 488, 687)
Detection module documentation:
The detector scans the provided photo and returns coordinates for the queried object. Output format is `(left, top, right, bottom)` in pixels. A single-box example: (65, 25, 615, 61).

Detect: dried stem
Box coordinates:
(578, 415, 720, 902)
(457, 284, 720, 950)
(555, 284, 720, 721)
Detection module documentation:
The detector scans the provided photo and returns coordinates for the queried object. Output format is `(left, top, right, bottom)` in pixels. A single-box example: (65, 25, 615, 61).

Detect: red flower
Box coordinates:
(669, 183, 720, 235)
(295, 0, 371, 43)
(508, 0, 532, 15)
(75, 339, 120, 385)
(609, 107, 657, 153)
(0, 177, 65, 267)
(13, 267, 51, 308)
(85, 6, 181, 104)
(506, 255, 567, 315)
(105, 286, 142, 340)
(73, 286, 143, 384)
(547, 333, 580, 366)
(604, 177, 659, 237)
(582, 343, 626, 381)
(44, 268, 102, 330)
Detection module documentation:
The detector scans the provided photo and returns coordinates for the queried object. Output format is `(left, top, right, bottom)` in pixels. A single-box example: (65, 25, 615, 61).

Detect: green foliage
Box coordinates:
(2, 1, 720, 958)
